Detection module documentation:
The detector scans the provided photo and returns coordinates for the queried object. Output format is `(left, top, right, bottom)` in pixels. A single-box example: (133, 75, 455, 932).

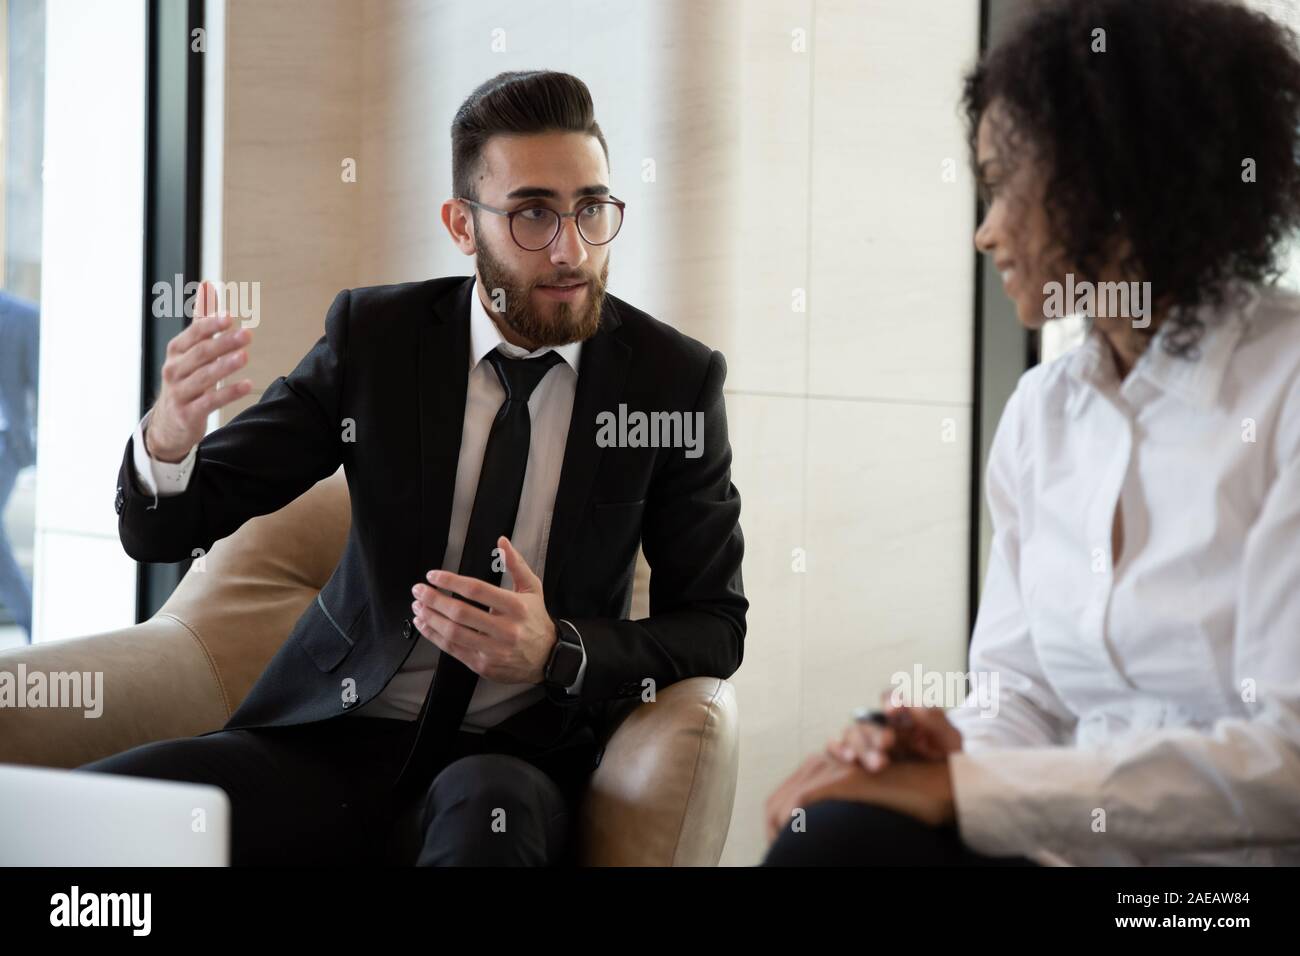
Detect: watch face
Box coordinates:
(548, 641, 583, 687)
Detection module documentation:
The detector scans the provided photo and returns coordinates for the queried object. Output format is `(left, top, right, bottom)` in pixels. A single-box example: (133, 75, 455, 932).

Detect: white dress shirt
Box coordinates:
(132, 278, 586, 730)
(947, 279, 1300, 865)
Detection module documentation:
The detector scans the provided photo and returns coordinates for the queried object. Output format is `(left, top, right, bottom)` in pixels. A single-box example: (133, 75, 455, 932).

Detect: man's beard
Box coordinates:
(475, 233, 608, 347)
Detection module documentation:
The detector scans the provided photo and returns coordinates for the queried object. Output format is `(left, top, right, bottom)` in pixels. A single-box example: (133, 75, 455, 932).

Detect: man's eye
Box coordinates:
(517, 207, 551, 221)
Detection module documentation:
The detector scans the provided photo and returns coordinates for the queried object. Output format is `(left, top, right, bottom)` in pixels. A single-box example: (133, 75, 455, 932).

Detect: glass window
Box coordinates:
(0, 0, 43, 647)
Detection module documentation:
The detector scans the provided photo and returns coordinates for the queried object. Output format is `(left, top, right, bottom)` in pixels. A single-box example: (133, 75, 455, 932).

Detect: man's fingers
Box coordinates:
(192, 280, 221, 324)
(425, 569, 521, 614)
(194, 280, 211, 320)
(412, 600, 479, 662)
(166, 312, 226, 361)
(169, 286, 230, 355)
(414, 608, 461, 656)
(413, 584, 498, 638)
(499, 536, 541, 593)
(165, 375, 252, 436)
(169, 324, 250, 388)
(172, 339, 251, 404)
(189, 379, 254, 418)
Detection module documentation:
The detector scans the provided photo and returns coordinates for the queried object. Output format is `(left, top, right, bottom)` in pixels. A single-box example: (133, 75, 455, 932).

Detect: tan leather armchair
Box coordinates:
(0, 469, 739, 866)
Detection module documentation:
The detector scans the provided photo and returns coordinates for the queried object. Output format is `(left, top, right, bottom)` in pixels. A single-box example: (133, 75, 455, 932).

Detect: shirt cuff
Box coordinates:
(948, 746, 1114, 862)
(558, 618, 587, 696)
(133, 412, 197, 505)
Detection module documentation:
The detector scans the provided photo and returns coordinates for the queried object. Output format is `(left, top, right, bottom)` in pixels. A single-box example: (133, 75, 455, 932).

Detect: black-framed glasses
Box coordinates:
(458, 196, 626, 251)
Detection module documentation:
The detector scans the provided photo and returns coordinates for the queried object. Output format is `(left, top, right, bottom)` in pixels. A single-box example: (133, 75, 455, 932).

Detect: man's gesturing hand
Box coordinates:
(410, 535, 559, 685)
(145, 280, 255, 463)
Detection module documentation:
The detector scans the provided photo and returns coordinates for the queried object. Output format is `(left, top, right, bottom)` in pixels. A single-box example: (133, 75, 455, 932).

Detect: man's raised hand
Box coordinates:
(144, 280, 255, 462)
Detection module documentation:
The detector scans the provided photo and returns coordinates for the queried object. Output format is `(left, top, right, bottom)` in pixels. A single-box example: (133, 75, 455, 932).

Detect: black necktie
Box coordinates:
(395, 347, 565, 798)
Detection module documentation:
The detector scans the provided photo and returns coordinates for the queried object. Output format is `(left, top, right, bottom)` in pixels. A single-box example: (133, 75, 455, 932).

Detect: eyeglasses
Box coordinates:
(458, 196, 626, 251)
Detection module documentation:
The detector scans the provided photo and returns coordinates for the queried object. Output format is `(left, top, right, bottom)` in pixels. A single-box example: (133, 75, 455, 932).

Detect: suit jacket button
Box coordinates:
(401, 618, 412, 639)
(114, 486, 125, 515)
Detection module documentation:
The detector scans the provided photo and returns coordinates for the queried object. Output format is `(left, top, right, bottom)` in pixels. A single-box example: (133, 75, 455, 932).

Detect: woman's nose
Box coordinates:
(974, 212, 996, 254)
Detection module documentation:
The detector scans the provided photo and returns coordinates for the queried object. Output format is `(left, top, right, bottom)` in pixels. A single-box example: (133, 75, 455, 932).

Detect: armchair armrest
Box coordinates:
(578, 676, 739, 866)
(0, 619, 230, 770)
(0, 468, 351, 772)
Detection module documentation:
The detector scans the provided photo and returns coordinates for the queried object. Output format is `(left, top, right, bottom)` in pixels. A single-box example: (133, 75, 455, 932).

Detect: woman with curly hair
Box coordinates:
(763, 0, 1300, 866)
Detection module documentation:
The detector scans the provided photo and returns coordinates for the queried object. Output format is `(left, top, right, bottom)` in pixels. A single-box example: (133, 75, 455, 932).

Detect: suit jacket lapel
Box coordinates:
(543, 298, 631, 599)
(417, 278, 473, 575)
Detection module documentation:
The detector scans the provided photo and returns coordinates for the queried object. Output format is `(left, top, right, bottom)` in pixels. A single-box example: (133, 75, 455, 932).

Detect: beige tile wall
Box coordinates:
(215, 0, 979, 866)
(218, 0, 363, 420)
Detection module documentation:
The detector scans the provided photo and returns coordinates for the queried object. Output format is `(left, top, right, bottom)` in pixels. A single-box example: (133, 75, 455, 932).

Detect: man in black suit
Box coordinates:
(80, 70, 746, 866)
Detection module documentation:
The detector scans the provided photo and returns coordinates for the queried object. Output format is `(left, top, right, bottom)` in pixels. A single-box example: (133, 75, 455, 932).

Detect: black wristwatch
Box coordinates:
(543, 618, 585, 691)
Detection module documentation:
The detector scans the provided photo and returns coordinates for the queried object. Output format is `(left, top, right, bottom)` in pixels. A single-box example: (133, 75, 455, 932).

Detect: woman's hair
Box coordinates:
(963, 0, 1300, 357)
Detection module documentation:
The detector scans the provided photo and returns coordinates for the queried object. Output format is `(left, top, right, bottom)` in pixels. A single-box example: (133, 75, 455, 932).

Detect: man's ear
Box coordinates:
(441, 199, 477, 256)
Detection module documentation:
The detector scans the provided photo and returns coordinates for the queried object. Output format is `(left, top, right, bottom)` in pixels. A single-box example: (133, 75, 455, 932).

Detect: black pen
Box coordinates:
(851, 707, 890, 727)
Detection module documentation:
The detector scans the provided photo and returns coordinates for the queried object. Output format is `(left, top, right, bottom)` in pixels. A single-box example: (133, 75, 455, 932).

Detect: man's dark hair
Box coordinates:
(963, 0, 1300, 357)
(451, 70, 609, 203)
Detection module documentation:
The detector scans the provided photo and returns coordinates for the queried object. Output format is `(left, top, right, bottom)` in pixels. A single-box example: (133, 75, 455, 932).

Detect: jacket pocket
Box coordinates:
(297, 593, 366, 673)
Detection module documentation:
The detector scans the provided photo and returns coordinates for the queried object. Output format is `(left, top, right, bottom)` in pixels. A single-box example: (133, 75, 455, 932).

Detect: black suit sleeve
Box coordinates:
(563, 349, 747, 703)
(116, 289, 351, 563)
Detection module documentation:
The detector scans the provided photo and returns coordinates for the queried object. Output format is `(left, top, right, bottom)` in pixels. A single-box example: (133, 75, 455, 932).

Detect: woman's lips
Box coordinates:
(535, 281, 588, 301)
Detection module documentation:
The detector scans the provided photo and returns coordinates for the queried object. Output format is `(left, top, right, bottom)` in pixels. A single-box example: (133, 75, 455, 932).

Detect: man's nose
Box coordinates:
(550, 216, 588, 269)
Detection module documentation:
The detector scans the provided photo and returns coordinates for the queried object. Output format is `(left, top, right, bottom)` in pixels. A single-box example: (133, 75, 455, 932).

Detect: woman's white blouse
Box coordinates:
(947, 281, 1300, 866)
